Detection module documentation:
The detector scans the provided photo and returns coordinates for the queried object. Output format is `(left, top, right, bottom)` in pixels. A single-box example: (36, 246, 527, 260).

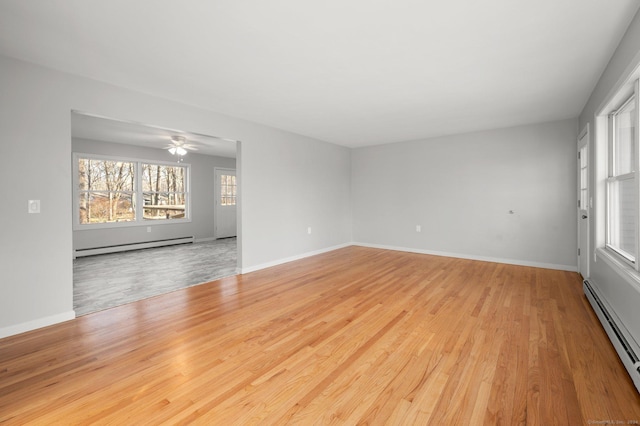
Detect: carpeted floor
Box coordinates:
(73, 238, 237, 316)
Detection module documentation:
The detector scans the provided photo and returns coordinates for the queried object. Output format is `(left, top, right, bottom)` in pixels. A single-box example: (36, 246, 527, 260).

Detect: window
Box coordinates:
(606, 90, 638, 264)
(75, 155, 189, 227)
(220, 174, 236, 206)
(142, 164, 187, 220)
(78, 158, 136, 224)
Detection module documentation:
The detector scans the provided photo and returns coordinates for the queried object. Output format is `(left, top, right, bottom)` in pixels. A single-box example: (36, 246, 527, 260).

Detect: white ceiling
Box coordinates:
(1, 1, 638, 148)
(71, 112, 238, 158)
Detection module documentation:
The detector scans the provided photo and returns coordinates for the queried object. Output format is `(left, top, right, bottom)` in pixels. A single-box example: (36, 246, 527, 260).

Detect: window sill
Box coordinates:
(73, 218, 191, 231)
(596, 247, 640, 293)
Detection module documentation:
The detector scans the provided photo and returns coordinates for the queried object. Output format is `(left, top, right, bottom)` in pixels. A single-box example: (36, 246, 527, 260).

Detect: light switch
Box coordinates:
(28, 200, 40, 214)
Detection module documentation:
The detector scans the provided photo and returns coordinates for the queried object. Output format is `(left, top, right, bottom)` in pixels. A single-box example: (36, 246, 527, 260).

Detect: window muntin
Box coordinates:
(75, 155, 190, 227)
(606, 93, 637, 263)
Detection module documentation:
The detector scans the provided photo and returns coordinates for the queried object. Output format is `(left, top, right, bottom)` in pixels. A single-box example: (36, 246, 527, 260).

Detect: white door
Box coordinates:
(578, 125, 589, 279)
(215, 168, 237, 239)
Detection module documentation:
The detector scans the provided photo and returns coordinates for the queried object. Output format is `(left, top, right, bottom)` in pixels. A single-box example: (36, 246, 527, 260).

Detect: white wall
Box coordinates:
(72, 138, 236, 250)
(352, 119, 578, 270)
(578, 10, 640, 350)
(0, 54, 352, 337)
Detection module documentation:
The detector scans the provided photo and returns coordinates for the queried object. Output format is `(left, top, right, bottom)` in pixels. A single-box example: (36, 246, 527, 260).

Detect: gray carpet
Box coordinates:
(73, 238, 237, 316)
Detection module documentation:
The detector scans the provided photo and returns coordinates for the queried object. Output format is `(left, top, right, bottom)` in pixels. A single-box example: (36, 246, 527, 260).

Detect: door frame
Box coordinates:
(577, 123, 590, 279)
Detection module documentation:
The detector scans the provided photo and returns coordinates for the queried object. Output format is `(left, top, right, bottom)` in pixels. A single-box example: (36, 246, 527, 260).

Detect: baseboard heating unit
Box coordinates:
(74, 236, 194, 258)
(583, 280, 640, 393)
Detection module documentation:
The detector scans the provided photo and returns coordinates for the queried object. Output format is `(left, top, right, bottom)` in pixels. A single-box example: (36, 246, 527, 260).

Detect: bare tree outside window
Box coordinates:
(77, 158, 135, 224)
(142, 164, 187, 220)
(220, 174, 236, 206)
(76, 157, 189, 226)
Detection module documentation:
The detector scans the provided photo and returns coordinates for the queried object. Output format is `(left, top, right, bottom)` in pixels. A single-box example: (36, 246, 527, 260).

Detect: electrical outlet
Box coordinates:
(28, 200, 40, 214)
(147, 226, 152, 233)
(416, 225, 421, 233)
(307, 227, 312, 235)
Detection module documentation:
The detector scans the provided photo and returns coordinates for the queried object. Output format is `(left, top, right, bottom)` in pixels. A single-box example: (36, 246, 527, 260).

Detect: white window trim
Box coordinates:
(603, 80, 640, 269)
(73, 152, 192, 230)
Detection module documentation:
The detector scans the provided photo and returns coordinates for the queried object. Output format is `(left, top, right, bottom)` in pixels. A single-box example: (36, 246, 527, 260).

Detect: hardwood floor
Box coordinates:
(2, 246, 639, 424)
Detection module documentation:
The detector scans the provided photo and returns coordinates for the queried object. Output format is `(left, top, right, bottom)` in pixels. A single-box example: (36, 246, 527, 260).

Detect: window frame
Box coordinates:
(605, 82, 640, 268)
(73, 153, 191, 230)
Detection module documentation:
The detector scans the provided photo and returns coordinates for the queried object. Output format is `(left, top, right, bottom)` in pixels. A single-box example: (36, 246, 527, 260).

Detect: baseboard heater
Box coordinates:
(74, 236, 194, 258)
(583, 280, 640, 393)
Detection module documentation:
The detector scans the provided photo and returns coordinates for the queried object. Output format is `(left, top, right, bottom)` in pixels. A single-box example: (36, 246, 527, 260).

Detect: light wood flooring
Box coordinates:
(73, 238, 237, 316)
(2, 246, 640, 424)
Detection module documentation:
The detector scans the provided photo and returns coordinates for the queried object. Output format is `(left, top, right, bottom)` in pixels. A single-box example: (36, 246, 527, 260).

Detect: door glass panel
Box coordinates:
(580, 146, 588, 209)
(220, 174, 237, 206)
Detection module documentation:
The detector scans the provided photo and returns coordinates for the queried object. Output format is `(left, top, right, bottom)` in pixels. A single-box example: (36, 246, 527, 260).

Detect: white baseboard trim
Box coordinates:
(353, 242, 578, 272)
(239, 243, 352, 274)
(74, 236, 194, 258)
(239, 242, 577, 274)
(195, 236, 218, 243)
(0, 310, 76, 339)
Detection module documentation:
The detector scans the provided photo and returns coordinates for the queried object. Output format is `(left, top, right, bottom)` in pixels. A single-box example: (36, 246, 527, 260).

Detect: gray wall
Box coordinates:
(72, 137, 236, 250)
(241, 128, 352, 269)
(0, 54, 352, 336)
(351, 119, 578, 270)
(578, 10, 640, 348)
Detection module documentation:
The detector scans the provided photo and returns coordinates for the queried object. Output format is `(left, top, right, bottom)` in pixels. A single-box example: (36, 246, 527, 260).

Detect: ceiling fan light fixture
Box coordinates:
(168, 146, 187, 156)
(168, 135, 188, 156)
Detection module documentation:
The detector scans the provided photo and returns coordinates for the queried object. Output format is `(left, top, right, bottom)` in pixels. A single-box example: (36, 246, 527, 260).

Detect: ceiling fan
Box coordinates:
(164, 135, 198, 156)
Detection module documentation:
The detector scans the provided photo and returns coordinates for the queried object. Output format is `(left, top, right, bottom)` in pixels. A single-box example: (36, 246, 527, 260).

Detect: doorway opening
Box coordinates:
(71, 111, 240, 316)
